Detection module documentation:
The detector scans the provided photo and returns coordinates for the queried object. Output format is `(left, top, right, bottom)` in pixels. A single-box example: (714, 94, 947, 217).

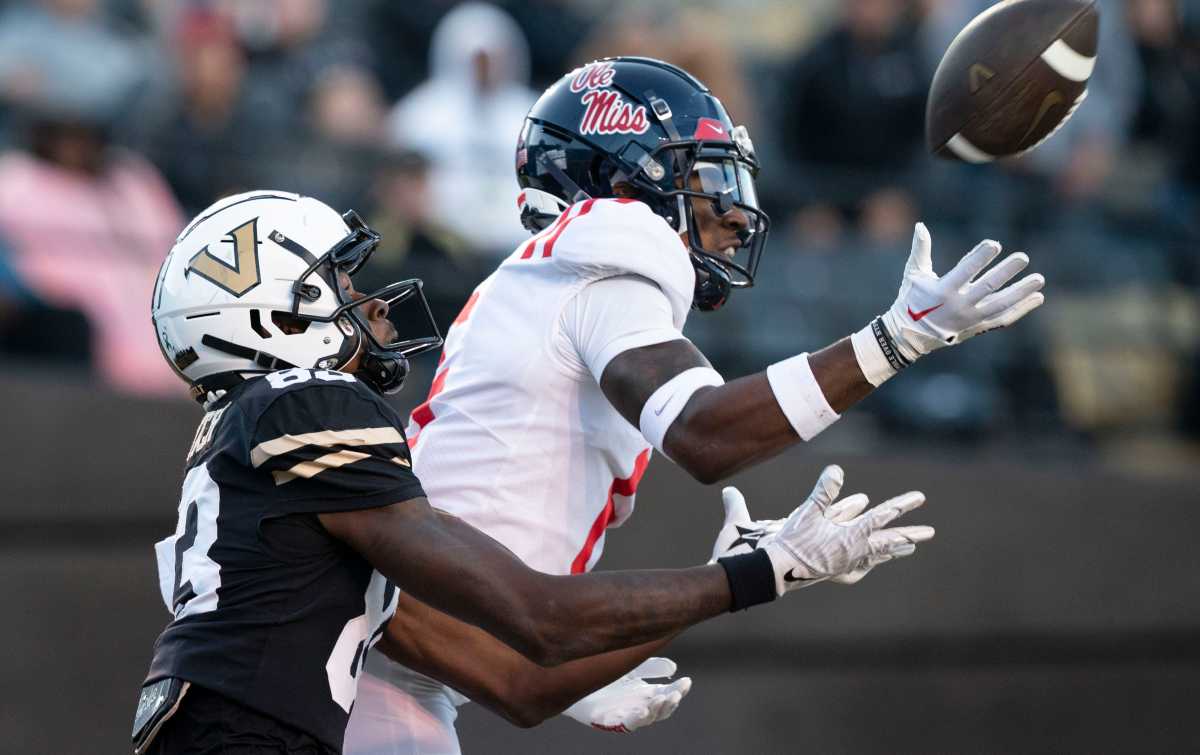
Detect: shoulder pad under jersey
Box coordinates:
(545, 199, 694, 328)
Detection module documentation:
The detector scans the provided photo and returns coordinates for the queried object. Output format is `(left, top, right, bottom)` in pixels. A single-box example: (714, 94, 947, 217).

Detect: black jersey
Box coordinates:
(144, 368, 425, 751)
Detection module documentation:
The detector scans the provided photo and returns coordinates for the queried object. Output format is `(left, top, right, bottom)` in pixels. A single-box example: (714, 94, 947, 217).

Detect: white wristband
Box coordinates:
(851, 323, 898, 388)
(638, 367, 725, 455)
(765, 354, 840, 441)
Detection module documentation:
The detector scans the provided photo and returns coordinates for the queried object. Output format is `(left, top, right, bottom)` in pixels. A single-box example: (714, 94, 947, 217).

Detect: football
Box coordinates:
(926, 0, 1100, 163)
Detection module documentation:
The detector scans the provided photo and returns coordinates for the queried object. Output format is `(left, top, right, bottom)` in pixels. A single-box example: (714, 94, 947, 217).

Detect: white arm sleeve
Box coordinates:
(562, 274, 688, 382)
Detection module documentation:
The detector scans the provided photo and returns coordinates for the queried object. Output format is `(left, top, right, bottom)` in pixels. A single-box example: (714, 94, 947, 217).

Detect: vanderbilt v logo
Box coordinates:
(187, 218, 262, 297)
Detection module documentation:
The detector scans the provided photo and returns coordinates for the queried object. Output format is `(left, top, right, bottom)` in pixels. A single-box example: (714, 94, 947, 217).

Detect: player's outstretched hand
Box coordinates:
(760, 465, 934, 594)
(879, 223, 1045, 365)
(562, 657, 691, 734)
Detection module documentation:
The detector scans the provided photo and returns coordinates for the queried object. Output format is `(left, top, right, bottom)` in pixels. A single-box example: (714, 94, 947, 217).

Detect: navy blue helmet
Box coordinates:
(515, 57, 769, 311)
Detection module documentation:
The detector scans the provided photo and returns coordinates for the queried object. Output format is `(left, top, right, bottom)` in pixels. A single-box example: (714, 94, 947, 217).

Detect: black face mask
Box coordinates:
(282, 211, 444, 394)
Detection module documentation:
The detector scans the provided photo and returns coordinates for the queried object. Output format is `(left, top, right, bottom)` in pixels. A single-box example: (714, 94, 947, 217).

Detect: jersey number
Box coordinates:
(325, 572, 398, 712)
(155, 465, 223, 619)
(266, 368, 356, 389)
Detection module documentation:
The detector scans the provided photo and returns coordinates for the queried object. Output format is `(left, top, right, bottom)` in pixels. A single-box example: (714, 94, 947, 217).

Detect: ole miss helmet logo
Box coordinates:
(570, 62, 650, 137)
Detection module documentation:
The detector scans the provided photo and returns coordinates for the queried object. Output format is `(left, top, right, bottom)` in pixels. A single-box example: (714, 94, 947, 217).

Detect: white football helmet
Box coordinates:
(152, 190, 442, 399)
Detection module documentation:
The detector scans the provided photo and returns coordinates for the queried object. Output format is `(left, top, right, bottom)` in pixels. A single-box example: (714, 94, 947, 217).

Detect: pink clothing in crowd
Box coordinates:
(0, 150, 185, 396)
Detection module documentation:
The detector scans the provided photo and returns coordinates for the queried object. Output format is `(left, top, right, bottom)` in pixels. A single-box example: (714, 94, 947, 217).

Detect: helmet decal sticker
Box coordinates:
(186, 218, 263, 297)
(570, 62, 649, 136)
(569, 61, 617, 92)
(693, 117, 731, 142)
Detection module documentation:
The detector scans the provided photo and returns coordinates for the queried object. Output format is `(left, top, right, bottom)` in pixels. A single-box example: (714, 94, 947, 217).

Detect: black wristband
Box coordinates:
(871, 317, 911, 372)
(717, 550, 777, 612)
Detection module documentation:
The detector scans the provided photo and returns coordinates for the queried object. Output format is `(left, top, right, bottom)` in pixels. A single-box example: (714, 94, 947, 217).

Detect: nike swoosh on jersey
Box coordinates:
(907, 303, 944, 321)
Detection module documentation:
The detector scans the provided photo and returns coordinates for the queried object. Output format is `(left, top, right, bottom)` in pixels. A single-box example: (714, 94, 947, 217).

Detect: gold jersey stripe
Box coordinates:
(251, 427, 404, 467)
(273, 449, 372, 486)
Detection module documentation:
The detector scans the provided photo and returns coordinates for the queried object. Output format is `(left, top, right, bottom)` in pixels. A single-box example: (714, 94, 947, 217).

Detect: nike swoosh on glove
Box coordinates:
(562, 657, 692, 733)
(880, 223, 1045, 364)
(760, 465, 935, 595)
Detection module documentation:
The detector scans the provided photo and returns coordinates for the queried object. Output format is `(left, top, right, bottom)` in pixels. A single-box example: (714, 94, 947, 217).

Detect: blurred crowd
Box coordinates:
(0, 0, 1197, 463)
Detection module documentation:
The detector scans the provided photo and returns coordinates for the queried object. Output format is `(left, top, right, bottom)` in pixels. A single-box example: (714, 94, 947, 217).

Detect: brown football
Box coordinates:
(926, 0, 1099, 163)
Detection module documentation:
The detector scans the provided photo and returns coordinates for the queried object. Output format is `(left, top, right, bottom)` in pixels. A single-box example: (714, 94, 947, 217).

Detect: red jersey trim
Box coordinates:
(570, 448, 651, 574)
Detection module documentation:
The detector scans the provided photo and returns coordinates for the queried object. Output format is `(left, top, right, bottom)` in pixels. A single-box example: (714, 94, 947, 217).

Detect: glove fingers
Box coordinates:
(807, 464, 845, 512)
(642, 696, 666, 726)
(632, 657, 677, 680)
(968, 252, 1029, 301)
(944, 239, 1002, 289)
(670, 676, 693, 699)
(905, 222, 933, 275)
(827, 492, 870, 523)
(866, 491, 926, 528)
(830, 566, 870, 585)
(653, 690, 684, 725)
(652, 678, 691, 721)
(869, 527, 932, 557)
(884, 525, 937, 544)
(976, 273, 1045, 317)
(977, 291, 1045, 332)
(721, 487, 752, 527)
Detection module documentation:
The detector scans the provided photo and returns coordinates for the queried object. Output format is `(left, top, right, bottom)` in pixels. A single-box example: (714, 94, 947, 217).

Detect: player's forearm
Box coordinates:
(340, 501, 733, 666)
(664, 340, 872, 483)
(380, 596, 677, 727)
(508, 568, 726, 666)
(431, 530, 730, 666)
(664, 373, 797, 482)
(504, 635, 679, 724)
(806, 338, 875, 412)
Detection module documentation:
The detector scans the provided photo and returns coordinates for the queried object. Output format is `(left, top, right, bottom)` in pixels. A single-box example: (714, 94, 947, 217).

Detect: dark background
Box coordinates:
(2, 0, 1200, 752)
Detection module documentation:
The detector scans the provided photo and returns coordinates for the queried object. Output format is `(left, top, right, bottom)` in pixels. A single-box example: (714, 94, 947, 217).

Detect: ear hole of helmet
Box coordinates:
(272, 311, 311, 335)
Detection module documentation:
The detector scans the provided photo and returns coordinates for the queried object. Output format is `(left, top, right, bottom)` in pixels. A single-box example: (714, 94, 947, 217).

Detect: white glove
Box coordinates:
(761, 465, 935, 595)
(562, 657, 692, 734)
(709, 487, 783, 563)
(712, 486, 898, 585)
(875, 223, 1045, 370)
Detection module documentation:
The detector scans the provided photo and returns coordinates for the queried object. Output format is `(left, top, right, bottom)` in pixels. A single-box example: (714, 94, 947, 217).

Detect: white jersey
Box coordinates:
(409, 197, 694, 573)
(343, 198, 695, 755)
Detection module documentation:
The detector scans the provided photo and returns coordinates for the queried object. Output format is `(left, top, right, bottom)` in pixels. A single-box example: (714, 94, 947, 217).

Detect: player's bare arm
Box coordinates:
(601, 222, 1043, 485)
(318, 495, 732, 667)
(601, 338, 870, 483)
(378, 590, 683, 729)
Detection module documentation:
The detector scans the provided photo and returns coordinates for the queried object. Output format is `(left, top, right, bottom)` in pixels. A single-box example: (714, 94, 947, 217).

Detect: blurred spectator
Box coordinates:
(358, 149, 478, 334)
(1127, 0, 1200, 205)
(251, 62, 390, 211)
(0, 234, 91, 364)
(363, 0, 455, 100)
(776, 0, 927, 246)
(216, 0, 367, 139)
(135, 8, 259, 216)
(309, 64, 389, 147)
(386, 2, 538, 258)
(0, 107, 184, 396)
(0, 0, 150, 141)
